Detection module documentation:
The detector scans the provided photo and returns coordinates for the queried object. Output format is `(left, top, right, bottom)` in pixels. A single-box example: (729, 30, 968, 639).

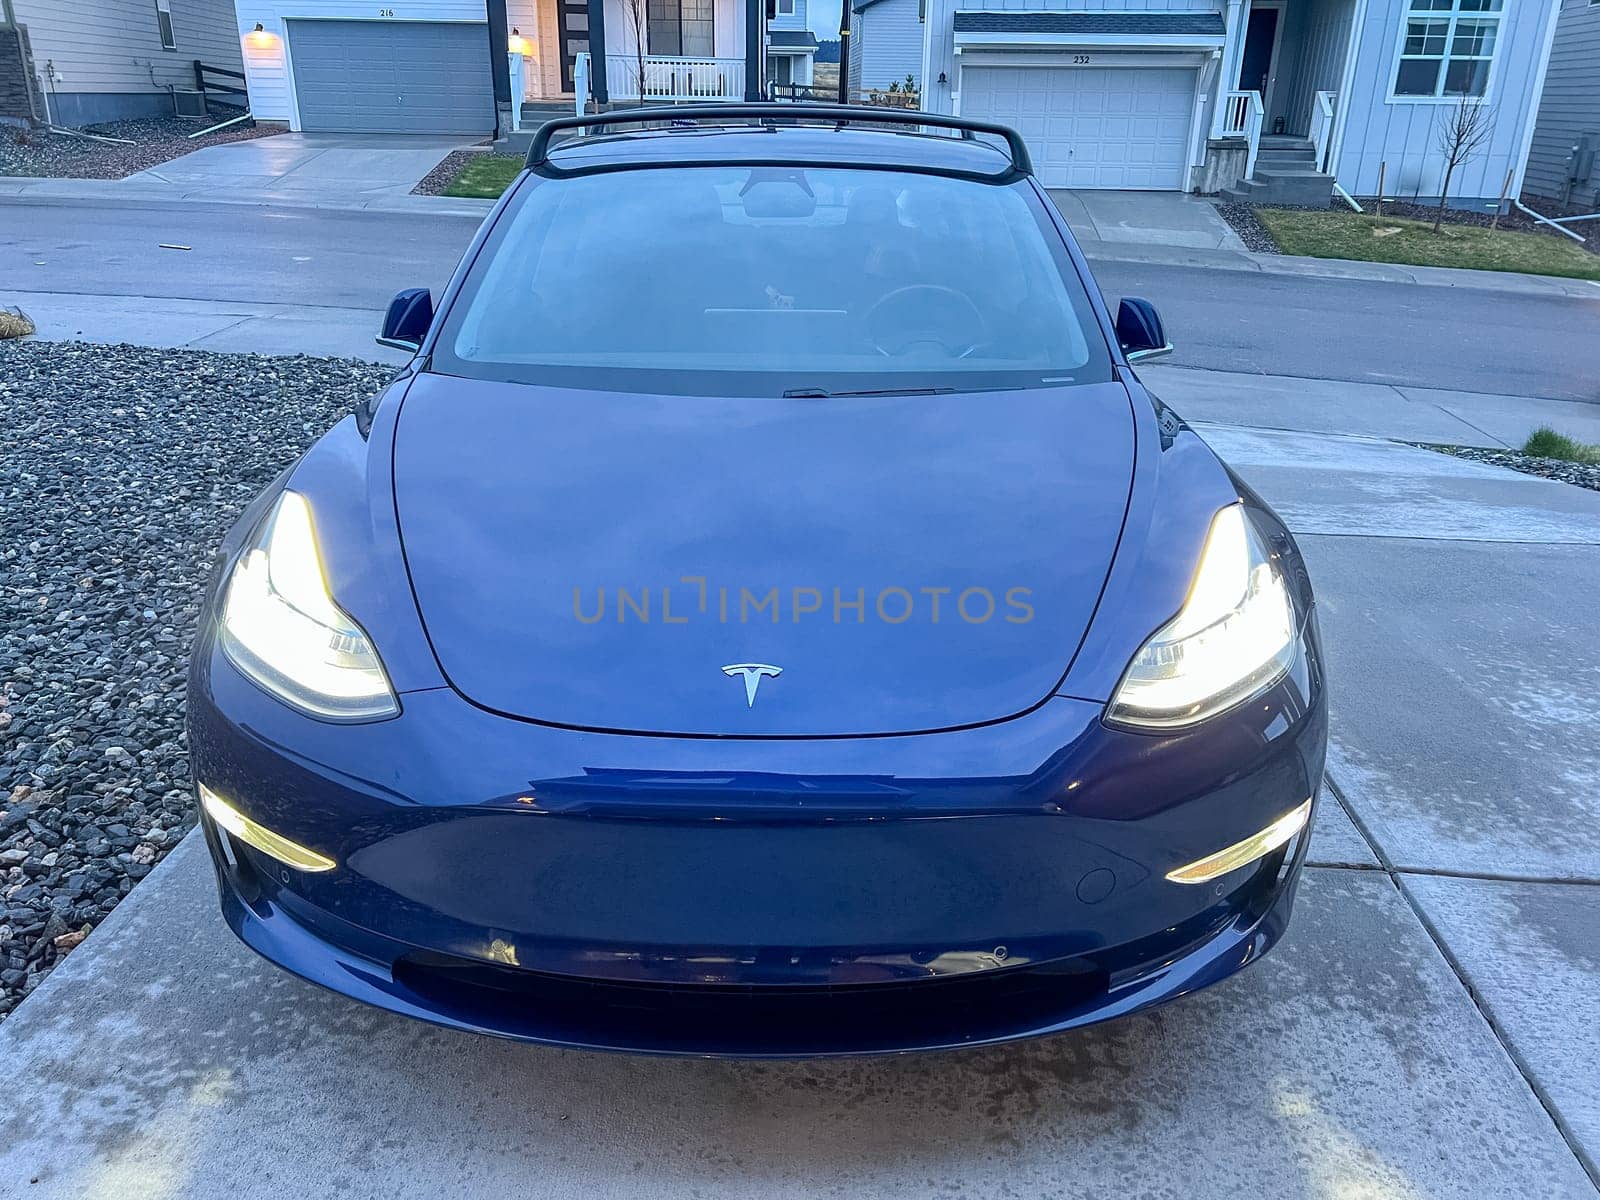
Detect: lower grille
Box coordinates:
(392, 952, 1110, 1055)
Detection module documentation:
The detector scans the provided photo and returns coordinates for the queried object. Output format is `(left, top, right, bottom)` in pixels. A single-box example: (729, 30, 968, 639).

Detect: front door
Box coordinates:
(559, 0, 588, 94)
(1237, 6, 1279, 98)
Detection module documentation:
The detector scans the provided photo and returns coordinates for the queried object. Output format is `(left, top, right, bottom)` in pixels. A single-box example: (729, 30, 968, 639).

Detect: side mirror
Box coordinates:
(377, 288, 433, 352)
(1116, 297, 1172, 364)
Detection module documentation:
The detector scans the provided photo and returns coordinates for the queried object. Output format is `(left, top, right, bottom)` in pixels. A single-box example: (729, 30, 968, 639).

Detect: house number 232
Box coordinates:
(1072, 55, 1091, 64)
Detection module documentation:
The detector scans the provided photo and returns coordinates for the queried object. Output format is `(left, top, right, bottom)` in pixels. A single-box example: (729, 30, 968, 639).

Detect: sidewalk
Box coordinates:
(8, 291, 1590, 452)
(6, 290, 411, 364)
(2, 419, 1596, 1198)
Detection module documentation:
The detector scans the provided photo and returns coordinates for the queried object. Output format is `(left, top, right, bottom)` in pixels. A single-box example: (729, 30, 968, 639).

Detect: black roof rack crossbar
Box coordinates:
(524, 103, 1033, 177)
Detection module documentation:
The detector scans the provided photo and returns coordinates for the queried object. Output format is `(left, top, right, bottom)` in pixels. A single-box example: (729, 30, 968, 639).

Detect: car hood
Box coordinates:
(393, 373, 1136, 736)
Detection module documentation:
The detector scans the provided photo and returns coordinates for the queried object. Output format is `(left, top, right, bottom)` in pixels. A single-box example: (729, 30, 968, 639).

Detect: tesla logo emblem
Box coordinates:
(722, 663, 782, 707)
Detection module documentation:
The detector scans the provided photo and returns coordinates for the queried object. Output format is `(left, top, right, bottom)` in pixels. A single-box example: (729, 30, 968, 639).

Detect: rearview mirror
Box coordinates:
(377, 288, 433, 352)
(1116, 298, 1172, 364)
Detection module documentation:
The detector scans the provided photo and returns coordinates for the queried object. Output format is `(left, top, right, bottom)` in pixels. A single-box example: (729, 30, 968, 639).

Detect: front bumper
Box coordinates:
(190, 621, 1326, 1057)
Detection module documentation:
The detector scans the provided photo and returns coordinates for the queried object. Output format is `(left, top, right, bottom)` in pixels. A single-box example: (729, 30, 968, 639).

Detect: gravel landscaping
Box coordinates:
(0, 110, 281, 180)
(0, 341, 393, 1018)
(1421, 444, 1600, 493)
(1213, 202, 1279, 253)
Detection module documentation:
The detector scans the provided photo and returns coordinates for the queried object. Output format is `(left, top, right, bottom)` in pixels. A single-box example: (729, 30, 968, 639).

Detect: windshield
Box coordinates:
(432, 165, 1112, 396)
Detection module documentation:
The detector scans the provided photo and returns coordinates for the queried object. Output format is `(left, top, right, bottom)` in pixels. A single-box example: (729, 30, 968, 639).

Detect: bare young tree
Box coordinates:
(1432, 97, 1495, 234)
(624, 0, 649, 104)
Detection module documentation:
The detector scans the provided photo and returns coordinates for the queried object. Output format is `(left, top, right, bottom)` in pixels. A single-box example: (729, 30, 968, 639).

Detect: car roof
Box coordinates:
(545, 125, 1019, 178)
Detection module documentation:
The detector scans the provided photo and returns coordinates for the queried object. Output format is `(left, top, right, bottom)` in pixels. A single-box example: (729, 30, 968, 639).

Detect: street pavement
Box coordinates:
(1, 417, 1597, 1198)
(3, 193, 1599, 401)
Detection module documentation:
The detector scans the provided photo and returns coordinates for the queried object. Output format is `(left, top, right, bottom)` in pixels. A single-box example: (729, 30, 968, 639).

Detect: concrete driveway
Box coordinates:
(1049, 189, 1248, 253)
(126, 133, 477, 202)
(1, 410, 1597, 1197)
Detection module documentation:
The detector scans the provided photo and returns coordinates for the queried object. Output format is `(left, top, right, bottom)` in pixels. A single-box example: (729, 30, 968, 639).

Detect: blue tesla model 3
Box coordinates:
(187, 106, 1327, 1057)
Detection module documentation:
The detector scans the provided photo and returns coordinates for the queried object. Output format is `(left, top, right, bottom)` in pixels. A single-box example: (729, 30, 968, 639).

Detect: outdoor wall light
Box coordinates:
(509, 27, 530, 54)
(247, 21, 276, 48)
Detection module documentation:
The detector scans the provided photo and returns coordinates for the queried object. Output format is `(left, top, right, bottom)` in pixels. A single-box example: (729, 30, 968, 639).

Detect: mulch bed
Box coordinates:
(1211, 195, 1599, 259)
(410, 147, 501, 196)
(0, 107, 283, 180)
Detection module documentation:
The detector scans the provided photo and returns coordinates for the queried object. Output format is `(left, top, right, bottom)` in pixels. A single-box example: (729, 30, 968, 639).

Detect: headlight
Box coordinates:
(219, 491, 398, 720)
(1108, 503, 1296, 730)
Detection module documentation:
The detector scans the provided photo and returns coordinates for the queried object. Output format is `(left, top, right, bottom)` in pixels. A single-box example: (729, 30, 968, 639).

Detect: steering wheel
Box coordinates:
(862, 285, 990, 359)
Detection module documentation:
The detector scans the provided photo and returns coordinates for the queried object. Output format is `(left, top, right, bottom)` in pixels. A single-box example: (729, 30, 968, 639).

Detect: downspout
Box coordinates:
(1324, 0, 1367, 195)
(588, 0, 609, 105)
(744, 0, 764, 100)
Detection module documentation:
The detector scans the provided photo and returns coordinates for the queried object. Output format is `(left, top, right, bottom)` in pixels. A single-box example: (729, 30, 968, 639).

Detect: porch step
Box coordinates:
(521, 101, 574, 121)
(1256, 146, 1318, 166)
(1221, 166, 1336, 208)
(1258, 135, 1314, 151)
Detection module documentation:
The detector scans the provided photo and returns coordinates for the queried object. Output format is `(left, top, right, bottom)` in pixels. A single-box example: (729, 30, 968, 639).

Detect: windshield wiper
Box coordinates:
(781, 386, 957, 399)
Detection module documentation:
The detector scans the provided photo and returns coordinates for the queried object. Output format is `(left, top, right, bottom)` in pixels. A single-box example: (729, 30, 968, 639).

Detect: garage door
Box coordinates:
(961, 66, 1195, 190)
(287, 20, 494, 134)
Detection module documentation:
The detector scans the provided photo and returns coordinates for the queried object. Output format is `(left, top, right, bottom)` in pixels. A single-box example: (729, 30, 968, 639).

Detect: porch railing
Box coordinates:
(1221, 90, 1264, 180)
(1311, 90, 1336, 173)
(600, 54, 746, 103)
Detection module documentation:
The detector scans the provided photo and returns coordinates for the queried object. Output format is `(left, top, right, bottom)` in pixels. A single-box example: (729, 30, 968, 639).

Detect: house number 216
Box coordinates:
(378, 6, 395, 14)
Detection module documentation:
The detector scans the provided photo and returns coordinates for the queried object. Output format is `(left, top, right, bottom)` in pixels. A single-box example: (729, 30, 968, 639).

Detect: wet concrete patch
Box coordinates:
(0, 840, 1590, 1199)
(1306, 536, 1600, 879)
(1405, 874, 1600, 1178)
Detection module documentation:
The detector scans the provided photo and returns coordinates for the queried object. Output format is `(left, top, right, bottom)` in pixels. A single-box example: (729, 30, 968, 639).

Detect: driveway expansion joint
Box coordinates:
(1324, 770, 1600, 1189)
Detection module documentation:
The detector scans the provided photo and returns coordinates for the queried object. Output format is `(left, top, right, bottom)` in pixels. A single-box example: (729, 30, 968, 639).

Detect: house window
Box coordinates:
(1393, 0, 1501, 98)
(777, 0, 795, 14)
(648, 0, 713, 55)
(154, 0, 176, 50)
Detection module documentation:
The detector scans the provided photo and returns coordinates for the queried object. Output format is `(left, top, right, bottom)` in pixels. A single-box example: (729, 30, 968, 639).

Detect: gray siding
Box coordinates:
(854, 0, 922, 91)
(1523, 0, 1600, 207)
(1331, 0, 1560, 203)
(11, 0, 242, 99)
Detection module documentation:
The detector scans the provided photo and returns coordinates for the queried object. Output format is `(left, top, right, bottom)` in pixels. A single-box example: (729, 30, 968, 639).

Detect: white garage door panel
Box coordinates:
(962, 66, 1195, 190)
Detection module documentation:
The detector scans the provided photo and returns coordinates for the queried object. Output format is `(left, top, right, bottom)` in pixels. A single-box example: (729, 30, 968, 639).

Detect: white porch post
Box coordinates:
(1210, 0, 1246, 138)
(508, 51, 527, 130)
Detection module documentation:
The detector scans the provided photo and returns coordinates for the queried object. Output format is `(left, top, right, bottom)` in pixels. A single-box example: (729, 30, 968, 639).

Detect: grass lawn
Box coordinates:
(1255, 209, 1600, 282)
(441, 154, 523, 199)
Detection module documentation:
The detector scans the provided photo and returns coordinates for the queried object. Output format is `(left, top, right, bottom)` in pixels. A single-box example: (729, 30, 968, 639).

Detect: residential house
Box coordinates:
(1521, 0, 1599, 212)
(849, 0, 923, 94)
(233, 0, 769, 135)
(768, 0, 818, 92)
(914, 0, 1561, 206)
(1, 0, 243, 127)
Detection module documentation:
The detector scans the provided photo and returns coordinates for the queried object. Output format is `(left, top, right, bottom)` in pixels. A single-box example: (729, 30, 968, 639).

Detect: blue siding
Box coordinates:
(1523, 0, 1600, 207)
(1332, 0, 1561, 204)
(853, 0, 925, 89)
(1280, 0, 1356, 135)
(771, 0, 808, 31)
